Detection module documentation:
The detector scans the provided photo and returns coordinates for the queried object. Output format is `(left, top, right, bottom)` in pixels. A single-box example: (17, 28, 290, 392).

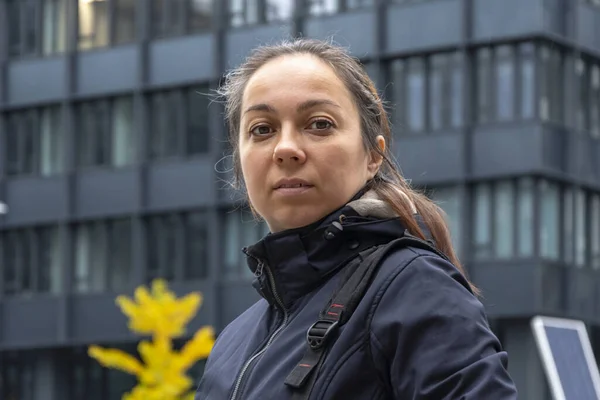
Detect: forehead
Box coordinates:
(242, 54, 355, 107)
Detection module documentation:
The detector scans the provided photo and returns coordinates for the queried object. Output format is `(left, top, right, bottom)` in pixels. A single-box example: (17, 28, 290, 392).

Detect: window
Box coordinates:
(114, 0, 136, 44)
(149, 85, 210, 160)
(0, 351, 36, 400)
(2, 226, 62, 296)
(6, 106, 64, 176)
(7, 0, 67, 58)
(591, 64, 600, 138)
(476, 48, 492, 124)
(495, 46, 515, 121)
(67, 345, 137, 400)
(431, 187, 462, 255)
(539, 44, 564, 123)
(519, 43, 535, 119)
(146, 212, 209, 282)
(78, 0, 110, 50)
(517, 178, 534, 257)
(230, 0, 261, 26)
(223, 210, 269, 278)
(563, 187, 574, 264)
(267, 0, 294, 22)
(151, 0, 213, 37)
(540, 180, 560, 260)
(428, 54, 446, 131)
(74, 219, 132, 293)
(494, 181, 514, 259)
(407, 58, 426, 133)
(576, 58, 590, 132)
(390, 59, 406, 134)
(308, 0, 338, 16)
(575, 189, 587, 267)
(76, 96, 135, 168)
(450, 52, 464, 128)
(591, 194, 600, 269)
(473, 183, 492, 259)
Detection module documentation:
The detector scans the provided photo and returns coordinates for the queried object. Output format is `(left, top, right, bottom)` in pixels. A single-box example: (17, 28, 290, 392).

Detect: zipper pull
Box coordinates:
(255, 261, 264, 278)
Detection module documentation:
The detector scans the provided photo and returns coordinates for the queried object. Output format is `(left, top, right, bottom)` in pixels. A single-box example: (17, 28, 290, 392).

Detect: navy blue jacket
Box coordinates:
(196, 199, 518, 399)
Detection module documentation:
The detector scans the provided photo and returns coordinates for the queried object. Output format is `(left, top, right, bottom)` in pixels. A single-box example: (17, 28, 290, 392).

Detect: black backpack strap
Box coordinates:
(285, 233, 446, 399)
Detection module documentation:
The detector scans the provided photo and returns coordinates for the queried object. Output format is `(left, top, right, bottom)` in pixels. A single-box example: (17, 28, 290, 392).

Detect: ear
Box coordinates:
(367, 135, 386, 177)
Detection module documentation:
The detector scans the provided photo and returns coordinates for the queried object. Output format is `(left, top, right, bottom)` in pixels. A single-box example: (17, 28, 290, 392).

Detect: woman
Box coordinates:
(196, 38, 518, 399)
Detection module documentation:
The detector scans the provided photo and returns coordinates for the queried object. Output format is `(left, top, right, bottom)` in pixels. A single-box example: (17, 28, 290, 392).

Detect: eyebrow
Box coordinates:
(243, 99, 341, 115)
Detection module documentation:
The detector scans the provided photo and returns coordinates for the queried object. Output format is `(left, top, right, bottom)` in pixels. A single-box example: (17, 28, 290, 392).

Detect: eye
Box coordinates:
(250, 124, 274, 136)
(308, 119, 334, 131)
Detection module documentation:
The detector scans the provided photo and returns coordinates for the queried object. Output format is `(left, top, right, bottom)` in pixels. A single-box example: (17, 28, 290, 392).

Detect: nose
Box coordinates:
(273, 128, 306, 165)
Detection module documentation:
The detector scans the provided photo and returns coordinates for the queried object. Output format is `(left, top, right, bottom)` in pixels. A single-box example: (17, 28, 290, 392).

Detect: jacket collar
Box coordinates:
(243, 189, 412, 309)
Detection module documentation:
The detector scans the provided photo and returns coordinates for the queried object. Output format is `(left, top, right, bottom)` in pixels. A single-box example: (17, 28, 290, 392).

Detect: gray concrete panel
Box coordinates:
(394, 132, 466, 185)
(75, 168, 141, 218)
(304, 11, 376, 58)
(225, 24, 292, 69)
(577, 4, 600, 54)
(471, 124, 543, 178)
(473, 0, 544, 40)
(76, 46, 139, 96)
(146, 158, 215, 212)
(7, 58, 66, 106)
(148, 34, 215, 87)
(542, 126, 567, 174)
(3, 176, 68, 227)
(0, 296, 60, 349)
(69, 293, 135, 343)
(385, 1, 462, 54)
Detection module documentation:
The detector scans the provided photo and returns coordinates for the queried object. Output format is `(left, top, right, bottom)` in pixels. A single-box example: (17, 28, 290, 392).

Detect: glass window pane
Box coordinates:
(150, 91, 181, 159)
(432, 187, 462, 255)
(230, 0, 260, 26)
(591, 65, 600, 139)
(477, 48, 492, 123)
(224, 211, 241, 277)
(576, 58, 590, 132)
(591, 194, 600, 269)
(23, 1, 38, 54)
(7, 0, 22, 56)
(187, 87, 210, 155)
(3, 232, 20, 295)
(189, 0, 214, 31)
(111, 96, 135, 167)
(22, 111, 37, 175)
(38, 227, 62, 294)
(6, 114, 22, 175)
(474, 183, 492, 258)
(43, 0, 68, 55)
(519, 43, 535, 119)
(186, 212, 208, 280)
(407, 58, 425, 133)
(575, 189, 586, 267)
(450, 52, 464, 128)
(114, 0, 136, 44)
(78, 0, 109, 50)
(108, 220, 132, 292)
(494, 181, 514, 259)
(563, 187, 574, 264)
(429, 54, 446, 131)
(518, 178, 534, 257)
(496, 45, 515, 121)
(266, 0, 294, 21)
(539, 45, 551, 121)
(540, 180, 560, 260)
(40, 106, 64, 176)
(309, 0, 338, 16)
(391, 59, 405, 136)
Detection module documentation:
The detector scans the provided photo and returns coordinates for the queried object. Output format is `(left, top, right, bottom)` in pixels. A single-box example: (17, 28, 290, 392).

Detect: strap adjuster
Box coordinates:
(306, 320, 339, 350)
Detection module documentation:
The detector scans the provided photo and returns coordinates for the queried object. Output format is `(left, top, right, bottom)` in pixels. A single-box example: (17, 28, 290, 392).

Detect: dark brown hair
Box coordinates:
(218, 38, 479, 296)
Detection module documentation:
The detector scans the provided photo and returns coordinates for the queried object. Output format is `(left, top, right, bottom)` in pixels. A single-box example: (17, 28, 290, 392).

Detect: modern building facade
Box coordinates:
(0, 0, 600, 398)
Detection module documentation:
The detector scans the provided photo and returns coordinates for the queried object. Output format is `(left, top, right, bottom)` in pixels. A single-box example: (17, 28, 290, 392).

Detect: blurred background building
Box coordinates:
(0, 0, 599, 399)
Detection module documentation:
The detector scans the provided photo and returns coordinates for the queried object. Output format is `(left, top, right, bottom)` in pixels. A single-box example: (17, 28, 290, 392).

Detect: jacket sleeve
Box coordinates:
(369, 253, 518, 399)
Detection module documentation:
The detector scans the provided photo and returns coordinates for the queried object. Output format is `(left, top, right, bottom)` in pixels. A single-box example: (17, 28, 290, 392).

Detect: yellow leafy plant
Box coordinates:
(88, 279, 215, 400)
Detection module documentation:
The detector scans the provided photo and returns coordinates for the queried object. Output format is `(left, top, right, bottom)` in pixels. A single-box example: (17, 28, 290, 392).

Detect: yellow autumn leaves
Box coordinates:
(88, 279, 215, 400)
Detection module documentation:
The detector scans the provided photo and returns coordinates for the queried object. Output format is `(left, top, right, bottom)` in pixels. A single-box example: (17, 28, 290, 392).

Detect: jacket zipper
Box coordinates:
(230, 260, 289, 400)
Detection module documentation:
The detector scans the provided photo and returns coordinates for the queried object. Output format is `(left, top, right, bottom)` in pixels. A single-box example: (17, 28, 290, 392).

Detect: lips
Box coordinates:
(273, 178, 313, 190)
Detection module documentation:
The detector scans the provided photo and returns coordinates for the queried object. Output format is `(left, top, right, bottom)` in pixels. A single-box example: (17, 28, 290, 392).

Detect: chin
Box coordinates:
(271, 209, 326, 233)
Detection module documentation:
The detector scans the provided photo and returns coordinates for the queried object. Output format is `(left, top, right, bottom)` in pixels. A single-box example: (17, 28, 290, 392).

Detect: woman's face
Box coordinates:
(239, 54, 383, 233)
